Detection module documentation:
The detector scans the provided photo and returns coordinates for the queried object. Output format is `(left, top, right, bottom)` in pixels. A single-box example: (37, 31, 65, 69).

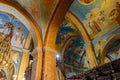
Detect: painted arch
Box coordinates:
(55, 11, 91, 78)
(0, 1, 42, 80)
(100, 34, 120, 64)
(70, 0, 120, 39)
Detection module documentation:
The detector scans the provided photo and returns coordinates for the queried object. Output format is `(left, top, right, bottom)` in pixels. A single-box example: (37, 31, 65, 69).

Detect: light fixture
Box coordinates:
(56, 54, 60, 60)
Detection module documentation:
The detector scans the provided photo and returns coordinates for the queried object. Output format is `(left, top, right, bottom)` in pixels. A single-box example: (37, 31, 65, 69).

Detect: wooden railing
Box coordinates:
(67, 59, 120, 80)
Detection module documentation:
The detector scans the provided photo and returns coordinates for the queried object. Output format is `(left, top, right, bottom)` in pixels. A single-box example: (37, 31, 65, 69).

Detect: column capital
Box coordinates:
(44, 47, 57, 55)
(84, 41, 92, 47)
(43, 47, 57, 80)
(31, 47, 43, 80)
(31, 47, 42, 58)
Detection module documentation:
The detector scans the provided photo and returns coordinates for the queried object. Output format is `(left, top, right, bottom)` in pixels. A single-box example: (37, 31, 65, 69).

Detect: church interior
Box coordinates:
(0, 0, 120, 80)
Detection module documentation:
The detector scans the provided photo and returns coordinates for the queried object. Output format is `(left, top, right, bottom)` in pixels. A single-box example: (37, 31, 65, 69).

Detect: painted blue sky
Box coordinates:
(0, 11, 30, 75)
(12, 20, 28, 38)
(0, 11, 28, 38)
(0, 12, 10, 24)
(65, 37, 85, 60)
(70, 0, 102, 21)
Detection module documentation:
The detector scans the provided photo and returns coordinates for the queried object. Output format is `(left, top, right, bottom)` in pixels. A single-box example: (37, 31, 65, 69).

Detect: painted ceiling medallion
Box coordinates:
(78, 0, 96, 5)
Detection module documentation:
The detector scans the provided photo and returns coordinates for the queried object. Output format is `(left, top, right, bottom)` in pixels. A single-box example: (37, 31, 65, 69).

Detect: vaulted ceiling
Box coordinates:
(1, 0, 120, 78)
(13, 0, 59, 34)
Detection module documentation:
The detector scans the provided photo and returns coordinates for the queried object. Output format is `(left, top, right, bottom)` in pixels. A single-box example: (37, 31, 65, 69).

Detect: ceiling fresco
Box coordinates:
(92, 25, 120, 64)
(55, 0, 120, 76)
(13, 0, 59, 34)
(0, 11, 28, 50)
(39, 0, 59, 33)
(56, 19, 88, 77)
(92, 25, 119, 54)
(107, 39, 120, 61)
(64, 37, 88, 73)
(40, 0, 59, 17)
(56, 23, 74, 44)
(100, 37, 120, 63)
(56, 20, 79, 52)
(14, 0, 38, 21)
(0, 11, 32, 76)
(70, 0, 120, 39)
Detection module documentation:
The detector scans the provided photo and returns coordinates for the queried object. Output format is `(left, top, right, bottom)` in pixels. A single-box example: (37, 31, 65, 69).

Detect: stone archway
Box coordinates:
(0, 0, 42, 47)
(65, 11, 97, 68)
(100, 34, 120, 64)
(0, 1, 43, 80)
(43, 0, 73, 80)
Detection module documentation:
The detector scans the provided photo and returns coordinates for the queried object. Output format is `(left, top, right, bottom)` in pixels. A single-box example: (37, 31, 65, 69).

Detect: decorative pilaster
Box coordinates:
(85, 41, 97, 68)
(31, 48, 43, 80)
(17, 51, 29, 80)
(17, 33, 32, 80)
(43, 47, 57, 80)
(56, 67, 65, 80)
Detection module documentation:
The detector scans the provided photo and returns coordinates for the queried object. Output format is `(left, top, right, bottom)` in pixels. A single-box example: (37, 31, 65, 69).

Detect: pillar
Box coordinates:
(43, 47, 57, 80)
(17, 33, 32, 80)
(66, 12, 98, 68)
(85, 41, 97, 68)
(17, 51, 29, 80)
(31, 48, 43, 80)
(56, 67, 65, 80)
(43, 0, 73, 80)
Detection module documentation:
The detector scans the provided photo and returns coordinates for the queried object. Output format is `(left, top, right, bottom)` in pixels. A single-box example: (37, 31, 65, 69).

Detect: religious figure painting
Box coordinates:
(56, 22, 74, 52)
(90, 25, 120, 63)
(64, 37, 88, 71)
(0, 11, 28, 49)
(73, 0, 120, 39)
(0, 11, 29, 75)
(11, 50, 22, 74)
(86, 0, 120, 39)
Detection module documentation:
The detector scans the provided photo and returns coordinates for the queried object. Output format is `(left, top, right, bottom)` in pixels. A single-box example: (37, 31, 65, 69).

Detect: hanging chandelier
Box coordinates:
(0, 22, 14, 67)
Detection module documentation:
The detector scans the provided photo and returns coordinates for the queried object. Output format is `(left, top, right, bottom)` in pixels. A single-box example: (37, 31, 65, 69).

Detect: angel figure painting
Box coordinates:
(75, 0, 120, 39)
